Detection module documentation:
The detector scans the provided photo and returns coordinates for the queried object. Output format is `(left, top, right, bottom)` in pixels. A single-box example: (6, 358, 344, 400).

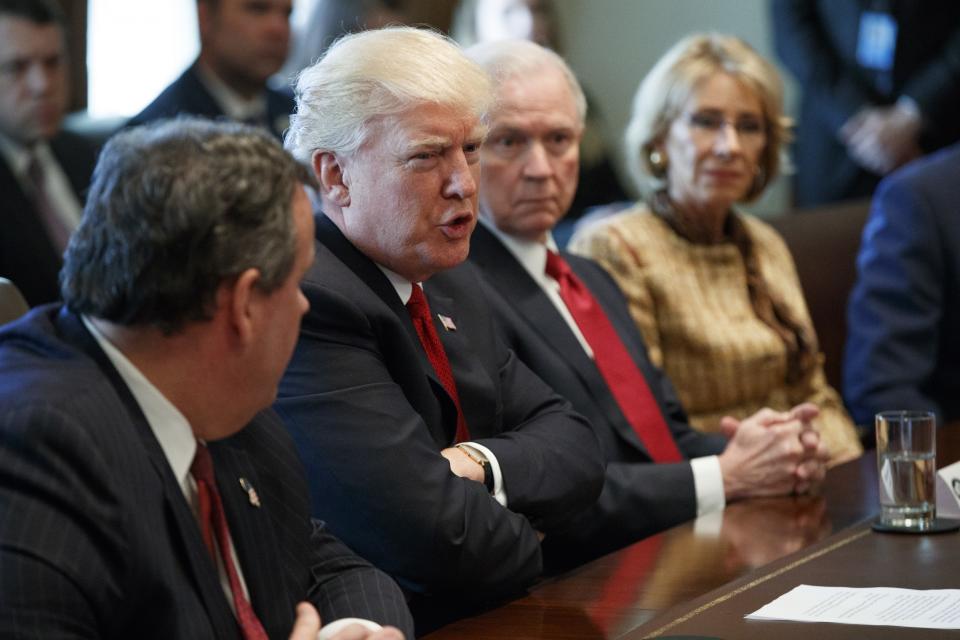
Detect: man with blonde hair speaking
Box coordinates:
(277, 27, 604, 628)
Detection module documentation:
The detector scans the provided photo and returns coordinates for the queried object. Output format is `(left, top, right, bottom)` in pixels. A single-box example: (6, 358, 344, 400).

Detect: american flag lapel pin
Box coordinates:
(437, 313, 457, 332)
(238, 477, 261, 508)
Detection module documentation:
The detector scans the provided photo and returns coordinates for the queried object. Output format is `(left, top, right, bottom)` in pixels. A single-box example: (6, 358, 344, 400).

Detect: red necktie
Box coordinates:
(26, 153, 72, 253)
(546, 251, 682, 463)
(407, 285, 471, 443)
(191, 443, 269, 640)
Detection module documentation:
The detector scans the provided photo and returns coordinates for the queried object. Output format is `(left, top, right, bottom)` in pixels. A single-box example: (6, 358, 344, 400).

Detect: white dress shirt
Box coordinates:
(194, 64, 268, 125)
(84, 316, 384, 632)
(82, 316, 252, 609)
(479, 219, 726, 517)
(377, 264, 508, 507)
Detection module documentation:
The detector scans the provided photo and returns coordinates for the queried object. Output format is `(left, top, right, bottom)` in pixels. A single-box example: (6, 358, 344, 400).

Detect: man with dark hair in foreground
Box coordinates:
(0, 118, 412, 639)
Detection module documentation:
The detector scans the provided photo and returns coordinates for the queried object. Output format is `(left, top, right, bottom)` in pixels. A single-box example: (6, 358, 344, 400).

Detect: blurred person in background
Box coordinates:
(130, 0, 295, 139)
(570, 33, 863, 466)
(280, 0, 408, 79)
(0, 0, 97, 306)
(772, 0, 960, 207)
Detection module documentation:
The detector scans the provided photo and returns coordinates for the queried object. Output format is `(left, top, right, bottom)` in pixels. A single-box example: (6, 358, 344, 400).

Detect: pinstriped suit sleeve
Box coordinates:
(306, 520, 414, 635)
(0, 402, 125, 639)
(233, 413, 415, 638)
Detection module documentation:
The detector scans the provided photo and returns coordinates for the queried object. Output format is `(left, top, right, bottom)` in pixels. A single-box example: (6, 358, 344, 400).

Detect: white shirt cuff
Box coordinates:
(318, 618, 382, 639)
(691, 455, 725, 517)
(458, 442, 507, 506)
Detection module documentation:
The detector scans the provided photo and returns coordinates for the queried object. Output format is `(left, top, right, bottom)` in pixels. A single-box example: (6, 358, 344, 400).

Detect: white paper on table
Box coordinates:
(746, 585, 960, 629)
(936, 460, 960, 518)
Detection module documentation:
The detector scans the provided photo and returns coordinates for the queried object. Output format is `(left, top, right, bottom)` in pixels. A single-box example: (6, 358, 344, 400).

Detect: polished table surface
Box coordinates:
(425, 424, 960, 639)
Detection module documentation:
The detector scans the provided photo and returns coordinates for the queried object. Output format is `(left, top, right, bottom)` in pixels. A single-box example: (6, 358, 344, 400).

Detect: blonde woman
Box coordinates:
(570, 34, 862, 465)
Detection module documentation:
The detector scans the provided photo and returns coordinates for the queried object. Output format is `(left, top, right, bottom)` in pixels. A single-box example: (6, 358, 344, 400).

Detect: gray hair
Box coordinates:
(465, 38, 586, 124)
(285, 26, 493, 163)
(625, 33, 791, 200)
(62, 117, 306, 334)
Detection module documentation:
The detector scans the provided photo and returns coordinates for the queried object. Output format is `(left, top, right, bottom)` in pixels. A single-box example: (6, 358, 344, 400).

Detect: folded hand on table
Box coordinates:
(718, 403, 829, 501)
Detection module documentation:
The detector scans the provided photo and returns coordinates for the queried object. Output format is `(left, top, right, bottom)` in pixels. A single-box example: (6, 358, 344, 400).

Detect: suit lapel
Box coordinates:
(315, 213, 456, 444)
(471, 227, 604, 389)
(182, 62, 233, 118)
(55, 309, 241, 639)
(210, 443, 288, 634)
(421, 284, 502, 441)
(470, 227, 652, 453)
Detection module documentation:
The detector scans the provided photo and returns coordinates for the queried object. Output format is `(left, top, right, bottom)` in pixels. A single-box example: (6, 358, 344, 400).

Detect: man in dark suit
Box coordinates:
(0, 0, 97, 306)
(0, 118, 412, 639)
(772, 0, 960, 206)
(277, 27, 604, 625)
(844, 143, 960, 425)
(129, 0, 294, 139)
(465, 39, 830, 566)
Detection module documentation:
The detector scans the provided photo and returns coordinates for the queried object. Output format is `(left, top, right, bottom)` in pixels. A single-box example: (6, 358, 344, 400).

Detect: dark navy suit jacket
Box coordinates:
(128, 61, 295, 140)
(0, 306, 414, 639)
(276, 215, 604, 614)
(772, 0, 960, 206)
(844, 143, 960, 424)
(0, 131, 97, 306)
(469, 225, 727, 566)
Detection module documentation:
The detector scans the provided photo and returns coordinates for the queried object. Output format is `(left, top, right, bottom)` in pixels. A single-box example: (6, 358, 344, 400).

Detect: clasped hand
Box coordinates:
(718, 402, 829, 501)
(839, 102, 922, 176)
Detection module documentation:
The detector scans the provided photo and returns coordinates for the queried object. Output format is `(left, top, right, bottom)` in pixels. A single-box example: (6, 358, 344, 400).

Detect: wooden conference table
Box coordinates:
(425, 424, 960, 639)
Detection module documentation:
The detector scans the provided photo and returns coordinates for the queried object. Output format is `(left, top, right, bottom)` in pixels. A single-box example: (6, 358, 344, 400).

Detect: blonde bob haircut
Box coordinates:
(625, 33, 791, 201)
(286, 26, 493, 163)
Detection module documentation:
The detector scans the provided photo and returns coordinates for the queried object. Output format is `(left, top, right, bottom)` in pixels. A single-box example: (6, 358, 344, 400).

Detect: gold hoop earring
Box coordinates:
(649, 149, 667, 176)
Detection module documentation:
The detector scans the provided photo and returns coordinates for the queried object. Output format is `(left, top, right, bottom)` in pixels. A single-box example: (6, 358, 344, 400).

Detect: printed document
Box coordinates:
(747, 585, 960, 629)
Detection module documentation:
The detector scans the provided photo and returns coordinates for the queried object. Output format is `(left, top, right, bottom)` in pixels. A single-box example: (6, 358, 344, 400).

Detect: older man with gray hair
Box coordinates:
(0, 118, 412, 639)
(276, 27, 603, 624)
(465, 39, 829, 567)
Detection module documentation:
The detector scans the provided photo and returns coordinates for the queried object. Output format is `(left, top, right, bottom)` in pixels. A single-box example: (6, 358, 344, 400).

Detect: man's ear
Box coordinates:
(222, 268, 262, 348)
(312, 150, 351, 207)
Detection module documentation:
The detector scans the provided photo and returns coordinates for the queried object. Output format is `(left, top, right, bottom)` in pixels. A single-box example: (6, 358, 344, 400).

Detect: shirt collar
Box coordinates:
(478, 216, 559, 281)
(82, 315, 197, 500)
(195, 63, 267, 123)
(376, 263, 417, 305)
(0, 132, 52, 181)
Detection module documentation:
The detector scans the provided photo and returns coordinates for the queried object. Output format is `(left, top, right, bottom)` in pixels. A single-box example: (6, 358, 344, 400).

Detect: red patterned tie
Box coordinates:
(546, 251, 682, 463)
(191, 443, 269, 640)
(407, 285, 471, 443)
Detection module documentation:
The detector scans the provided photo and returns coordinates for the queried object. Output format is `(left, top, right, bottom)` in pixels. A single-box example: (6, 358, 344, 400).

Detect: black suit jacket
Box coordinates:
(276, 215, 603, 607)
(772, 0, 960, 206)
(0, 307, 413, 639)
(128, 61, 295, 140)
(0, 131, 97, 306)
(469, 225, 727, 566)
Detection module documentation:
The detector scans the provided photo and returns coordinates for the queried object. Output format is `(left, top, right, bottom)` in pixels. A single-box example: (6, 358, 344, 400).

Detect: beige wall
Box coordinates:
(553, 0, 798, 215)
